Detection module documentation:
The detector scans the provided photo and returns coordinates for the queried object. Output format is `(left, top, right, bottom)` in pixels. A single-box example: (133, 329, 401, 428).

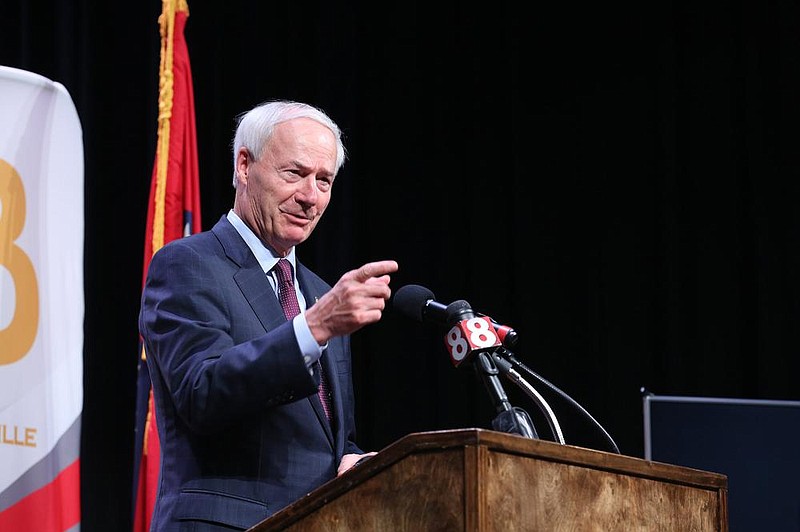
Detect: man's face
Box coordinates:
(235, 117, 337, 256)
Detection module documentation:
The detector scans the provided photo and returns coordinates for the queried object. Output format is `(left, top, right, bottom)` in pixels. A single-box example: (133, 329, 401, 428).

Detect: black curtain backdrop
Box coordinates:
(3, 1, 800, 530)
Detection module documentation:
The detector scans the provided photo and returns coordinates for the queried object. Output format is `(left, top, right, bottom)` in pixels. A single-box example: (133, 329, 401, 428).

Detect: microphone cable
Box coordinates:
(497, 348, 621, 454)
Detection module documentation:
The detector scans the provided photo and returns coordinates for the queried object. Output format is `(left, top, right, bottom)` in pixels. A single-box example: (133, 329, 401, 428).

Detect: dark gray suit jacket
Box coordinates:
(139, 215, 362, 531)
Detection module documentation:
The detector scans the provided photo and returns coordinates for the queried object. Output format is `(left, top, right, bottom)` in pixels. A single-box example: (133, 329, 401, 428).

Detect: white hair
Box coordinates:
(231, 100, 346, 187)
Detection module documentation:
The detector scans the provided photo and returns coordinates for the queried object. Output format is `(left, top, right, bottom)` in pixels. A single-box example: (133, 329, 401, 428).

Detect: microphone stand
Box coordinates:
(472, 351, 537, 439)
(490, 350, 565, 445)
(493, 347, 621, 454)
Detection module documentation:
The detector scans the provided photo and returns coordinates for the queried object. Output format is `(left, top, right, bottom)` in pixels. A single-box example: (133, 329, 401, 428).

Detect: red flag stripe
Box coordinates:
(133, 1, 200, 531)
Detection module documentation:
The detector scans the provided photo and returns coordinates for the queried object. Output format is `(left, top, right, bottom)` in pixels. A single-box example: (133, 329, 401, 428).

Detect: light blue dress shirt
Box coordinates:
(227, 210, 323, 370)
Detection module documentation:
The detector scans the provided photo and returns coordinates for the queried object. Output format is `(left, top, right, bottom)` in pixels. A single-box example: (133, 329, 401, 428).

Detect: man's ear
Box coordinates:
(235, 147, 251, 186)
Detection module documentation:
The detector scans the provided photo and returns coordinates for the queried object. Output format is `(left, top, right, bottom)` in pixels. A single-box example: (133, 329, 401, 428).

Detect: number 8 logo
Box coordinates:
(465, 317, 498, 347)
(446, 327, 469, 362)
(0, 159, 39, 365)
(445, 317, 499, 363)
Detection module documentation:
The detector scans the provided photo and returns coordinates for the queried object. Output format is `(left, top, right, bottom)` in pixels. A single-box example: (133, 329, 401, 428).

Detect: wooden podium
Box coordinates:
(249, 428, 728, 531)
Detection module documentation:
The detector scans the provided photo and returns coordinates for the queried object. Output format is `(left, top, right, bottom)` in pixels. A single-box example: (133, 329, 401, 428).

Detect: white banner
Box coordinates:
(0, 66, 83, 531)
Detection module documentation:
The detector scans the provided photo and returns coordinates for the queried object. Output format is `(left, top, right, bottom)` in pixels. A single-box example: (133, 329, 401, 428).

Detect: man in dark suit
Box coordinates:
(139, 99, 399, 531)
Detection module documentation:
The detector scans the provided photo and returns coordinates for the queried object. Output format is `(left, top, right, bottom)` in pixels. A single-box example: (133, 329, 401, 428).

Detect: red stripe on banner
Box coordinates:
(0, 459, 81, 531)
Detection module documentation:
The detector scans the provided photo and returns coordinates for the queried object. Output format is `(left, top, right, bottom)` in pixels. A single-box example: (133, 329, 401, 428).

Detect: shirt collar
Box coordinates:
(227, 209, 296, 274)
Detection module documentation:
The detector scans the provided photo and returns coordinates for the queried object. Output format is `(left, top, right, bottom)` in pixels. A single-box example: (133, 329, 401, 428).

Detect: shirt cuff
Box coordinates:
(292, 315, 326, 370)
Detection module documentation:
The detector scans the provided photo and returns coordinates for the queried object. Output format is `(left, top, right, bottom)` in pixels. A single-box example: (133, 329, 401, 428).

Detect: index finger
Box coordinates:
(354, 260, 399, 282)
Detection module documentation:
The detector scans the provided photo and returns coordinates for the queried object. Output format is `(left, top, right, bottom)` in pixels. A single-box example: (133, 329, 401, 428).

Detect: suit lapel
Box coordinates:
(213, 216, 286, 333)
(214, 216, 337, 446)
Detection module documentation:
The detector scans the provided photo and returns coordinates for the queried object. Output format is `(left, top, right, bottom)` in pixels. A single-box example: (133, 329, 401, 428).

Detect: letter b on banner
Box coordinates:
(0, 66, 83, 531)
(0, 159, 39, 365)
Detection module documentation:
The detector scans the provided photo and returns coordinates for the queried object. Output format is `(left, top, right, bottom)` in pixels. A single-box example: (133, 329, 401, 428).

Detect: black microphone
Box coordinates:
(392, 284, 448, 323)
(393, 284, 502, 367)
(392, 284, 518, 348)
(490, 321, 518, 349)
(393, 284, 537, 439)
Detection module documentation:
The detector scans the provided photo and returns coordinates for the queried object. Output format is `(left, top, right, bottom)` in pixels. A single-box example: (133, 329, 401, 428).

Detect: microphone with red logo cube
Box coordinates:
(391, 284, 538, 439)
(443, 300, 501, 367)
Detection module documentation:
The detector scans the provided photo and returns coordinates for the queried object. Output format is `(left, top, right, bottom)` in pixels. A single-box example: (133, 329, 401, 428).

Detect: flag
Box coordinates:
(0, 66, 84, 530)
(132, 1, 201, 530)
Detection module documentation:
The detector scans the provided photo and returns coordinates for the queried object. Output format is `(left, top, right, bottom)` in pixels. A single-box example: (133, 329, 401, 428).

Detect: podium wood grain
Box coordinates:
(249, 429, 728, 531)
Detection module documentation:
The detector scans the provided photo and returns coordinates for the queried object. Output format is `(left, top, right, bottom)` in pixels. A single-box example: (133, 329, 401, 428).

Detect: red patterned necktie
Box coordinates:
(274, 259, 332, 421)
